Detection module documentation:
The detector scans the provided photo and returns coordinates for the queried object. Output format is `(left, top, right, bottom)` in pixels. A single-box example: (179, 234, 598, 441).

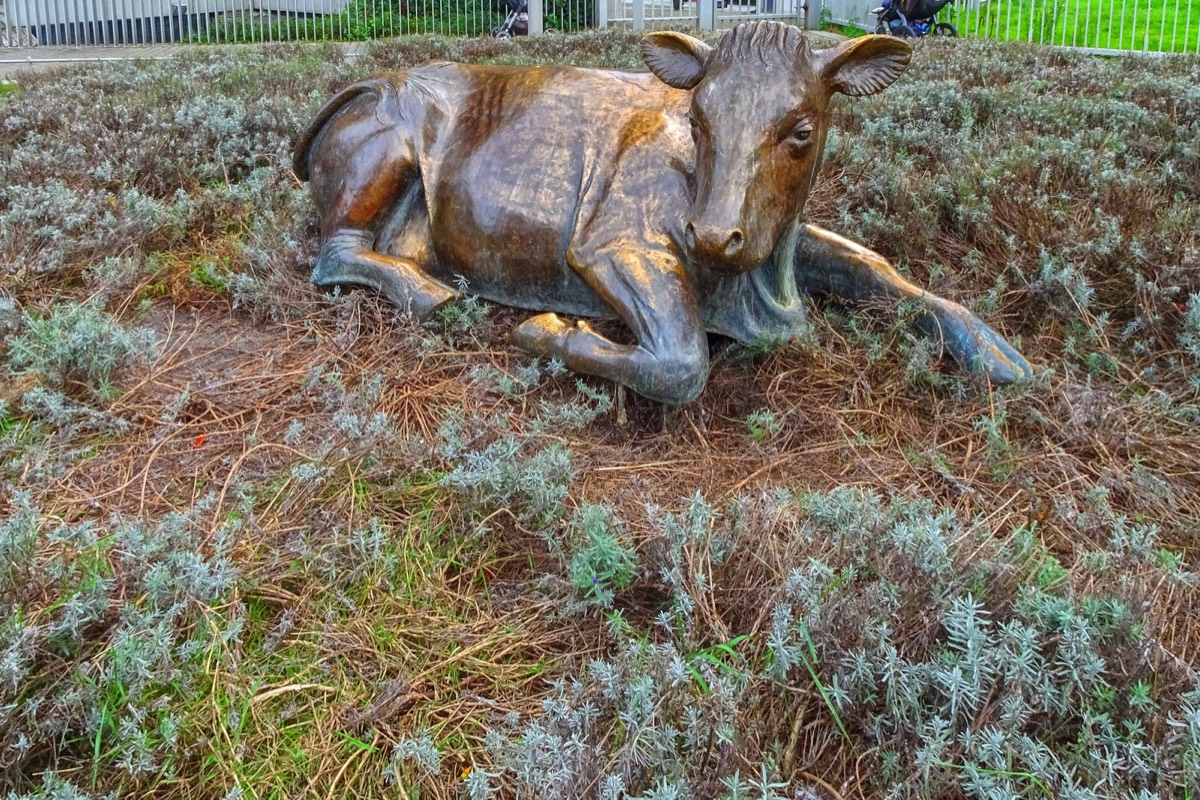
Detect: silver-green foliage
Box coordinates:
(1180, 292, 1200, 388)
(566, 504, 638, 607)
(479, 486, 1198, 799)
(6, 302, 157, 402)
(0, 493, 244, 785)
(437, 369, 611, 530)
(830, 39, 1198, 384)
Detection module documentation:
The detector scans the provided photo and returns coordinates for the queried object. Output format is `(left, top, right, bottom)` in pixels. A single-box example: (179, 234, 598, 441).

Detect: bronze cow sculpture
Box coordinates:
(293, 22, 1031, 404)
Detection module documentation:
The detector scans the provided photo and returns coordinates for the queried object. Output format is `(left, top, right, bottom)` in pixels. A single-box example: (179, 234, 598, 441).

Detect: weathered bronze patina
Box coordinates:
(293, 22, 1032, 404)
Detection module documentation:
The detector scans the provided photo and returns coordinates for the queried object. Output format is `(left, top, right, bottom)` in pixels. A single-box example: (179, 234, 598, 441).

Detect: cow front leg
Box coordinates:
(510, 249, 709, 405)
(794, 224, 1032, 384)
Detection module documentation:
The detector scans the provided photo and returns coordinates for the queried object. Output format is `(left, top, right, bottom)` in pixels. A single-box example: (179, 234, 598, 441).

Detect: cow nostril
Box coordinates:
(685, 223, 697, 250)
(726, 229, 745, 255)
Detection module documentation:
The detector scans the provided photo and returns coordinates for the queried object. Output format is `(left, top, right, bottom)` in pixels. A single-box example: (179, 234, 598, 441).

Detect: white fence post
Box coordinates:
(632, 0, 643, 29)
(697, 0, 714, 29)
(529, 0, 543, 34)
(596, 0, 607, 28)
(804, 0, 821, 28)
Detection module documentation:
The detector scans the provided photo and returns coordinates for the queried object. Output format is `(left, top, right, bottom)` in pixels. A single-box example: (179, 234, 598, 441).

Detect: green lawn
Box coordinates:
(941, 0, 1200, 52)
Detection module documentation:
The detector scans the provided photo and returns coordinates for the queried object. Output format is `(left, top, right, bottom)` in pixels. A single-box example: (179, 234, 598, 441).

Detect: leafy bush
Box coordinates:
(566, 504, 638, 606)
(1181, 293, 1200, 364)
(6, 302, 157, 402)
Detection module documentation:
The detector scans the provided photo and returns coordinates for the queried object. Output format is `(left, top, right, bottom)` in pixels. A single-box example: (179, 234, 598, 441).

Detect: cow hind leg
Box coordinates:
(313, 231, 457, 319)
(309, 128, 458, 319)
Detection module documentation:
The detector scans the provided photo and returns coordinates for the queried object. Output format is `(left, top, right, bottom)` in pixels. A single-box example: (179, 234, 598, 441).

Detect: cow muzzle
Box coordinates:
(685, 221, 749, 268)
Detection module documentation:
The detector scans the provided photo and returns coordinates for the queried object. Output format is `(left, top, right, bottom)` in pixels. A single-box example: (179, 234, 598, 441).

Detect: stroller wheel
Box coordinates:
(934, 21, 959, 35)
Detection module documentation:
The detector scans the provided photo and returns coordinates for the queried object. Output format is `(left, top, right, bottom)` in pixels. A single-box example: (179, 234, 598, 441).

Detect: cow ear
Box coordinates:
(817, 35, 911, 97)
(642, 31, 713, 90)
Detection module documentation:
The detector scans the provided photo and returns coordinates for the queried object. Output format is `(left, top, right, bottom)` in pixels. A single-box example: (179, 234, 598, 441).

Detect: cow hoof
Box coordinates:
(511, 313, 571, 354)
(941, 308, 1033, 385)
(404, 282, 460, 320)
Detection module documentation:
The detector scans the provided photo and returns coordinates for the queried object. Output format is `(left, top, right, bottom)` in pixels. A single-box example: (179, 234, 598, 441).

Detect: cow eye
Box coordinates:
(791, 126, 813, 143)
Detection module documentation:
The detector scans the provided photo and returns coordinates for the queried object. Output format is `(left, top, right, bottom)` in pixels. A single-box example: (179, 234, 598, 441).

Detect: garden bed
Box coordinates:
(0, 30, 1198, 799)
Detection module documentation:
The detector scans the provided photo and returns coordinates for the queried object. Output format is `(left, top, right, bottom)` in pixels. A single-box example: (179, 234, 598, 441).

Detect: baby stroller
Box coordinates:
(491, 0, 529, 37)
(873, 0, 958, 37)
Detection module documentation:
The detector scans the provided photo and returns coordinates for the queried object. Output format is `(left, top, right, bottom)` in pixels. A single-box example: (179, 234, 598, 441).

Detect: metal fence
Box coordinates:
(601, 0, 806, 29)
(0, 0, 593, 45)
(1, 0, 1195, 51)
(825, 0, 1200, 53)
(0, 0, 801, 46)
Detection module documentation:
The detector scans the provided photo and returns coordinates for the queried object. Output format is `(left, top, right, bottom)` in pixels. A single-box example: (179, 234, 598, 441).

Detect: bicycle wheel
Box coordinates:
(934, 21, 958, 35)
(890, 23, 915, 37)
(875, 22, 890, 33)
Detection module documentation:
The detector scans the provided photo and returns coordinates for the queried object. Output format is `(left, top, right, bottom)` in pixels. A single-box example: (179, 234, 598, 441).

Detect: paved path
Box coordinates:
(0, 41, 369, 79)
(1, 44, 173, 78)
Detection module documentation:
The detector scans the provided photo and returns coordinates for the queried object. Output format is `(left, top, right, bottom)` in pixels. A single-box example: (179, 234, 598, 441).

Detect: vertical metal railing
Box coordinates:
(971, 0, 1199, 53)
(714, 0, 806, 26)
(825, 0, 1199, 53)
(0, 0, 526, 46)
(537, 0, 591, 33)
(2, 0, 1196, 52)
(601, 0, 805, 31)
(602, 0, 699, 29)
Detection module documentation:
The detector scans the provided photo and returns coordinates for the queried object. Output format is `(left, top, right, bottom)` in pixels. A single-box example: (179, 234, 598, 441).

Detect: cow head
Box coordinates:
(643, 23, 911, 272)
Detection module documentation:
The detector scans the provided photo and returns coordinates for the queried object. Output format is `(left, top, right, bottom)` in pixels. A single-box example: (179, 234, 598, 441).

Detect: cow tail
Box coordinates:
(291, 76, 404, 182)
